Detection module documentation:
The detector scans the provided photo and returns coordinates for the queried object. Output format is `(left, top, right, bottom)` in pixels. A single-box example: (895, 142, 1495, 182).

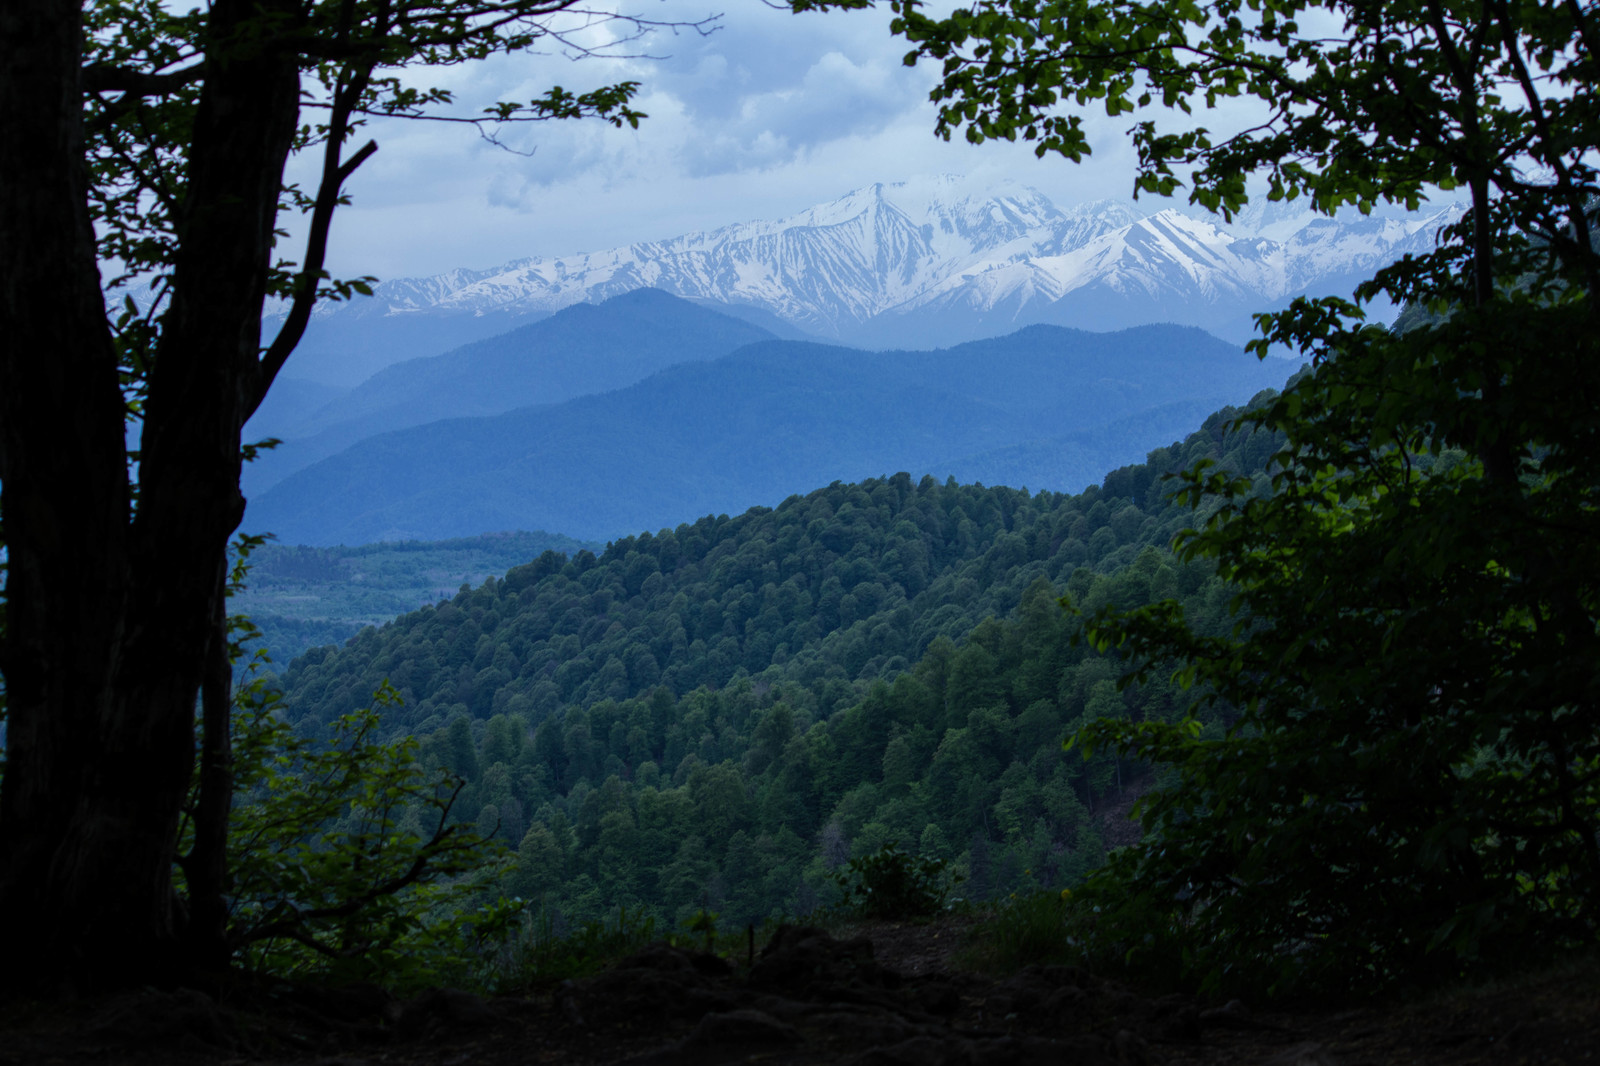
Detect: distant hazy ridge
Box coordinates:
(244, 291, 1294, 545)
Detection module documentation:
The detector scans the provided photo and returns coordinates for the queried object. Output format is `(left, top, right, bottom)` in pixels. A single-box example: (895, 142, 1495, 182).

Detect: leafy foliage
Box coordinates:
(795, 0, 1596, 229)
(86, 0, 682, 341)
(0, 0, 716, 992)
(964, 888, 1078, 972)
(262, 407, 1286, 937)
(1075, 297, 1600, 996)
(504, 904, 660, 987)
(191, 676, 510, 991)
(682, 907, 721, 953)
(842, 0, 1600, 1000)
(831, 843, 961, 919)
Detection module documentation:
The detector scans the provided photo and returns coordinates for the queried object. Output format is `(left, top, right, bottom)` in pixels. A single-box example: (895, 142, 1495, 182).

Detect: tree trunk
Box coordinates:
(0, 0, 299, 994)
(184, 573, 238, 975)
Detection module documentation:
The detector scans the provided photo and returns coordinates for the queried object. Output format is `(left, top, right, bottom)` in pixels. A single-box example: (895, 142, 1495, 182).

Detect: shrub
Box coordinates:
(831, 844, 961, 920)
(186, 674, 510, 991)
(964, 889, 1079, 971)
(505, 905, 659, 987)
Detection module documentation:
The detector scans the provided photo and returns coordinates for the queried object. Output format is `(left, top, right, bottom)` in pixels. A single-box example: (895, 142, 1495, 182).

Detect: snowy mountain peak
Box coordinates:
(276, 177, 1460, 386)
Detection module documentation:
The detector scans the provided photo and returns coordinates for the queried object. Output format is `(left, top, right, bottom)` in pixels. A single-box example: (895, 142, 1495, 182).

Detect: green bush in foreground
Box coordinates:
(962, 889, 1080, 973)
(832, 843, 962, 920)
(186, 672, 515, 992)
(504, 905, 660, 987)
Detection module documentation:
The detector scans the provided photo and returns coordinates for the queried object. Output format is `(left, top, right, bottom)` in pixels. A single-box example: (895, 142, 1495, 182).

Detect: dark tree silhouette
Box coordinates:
(0, 0, 693, 993)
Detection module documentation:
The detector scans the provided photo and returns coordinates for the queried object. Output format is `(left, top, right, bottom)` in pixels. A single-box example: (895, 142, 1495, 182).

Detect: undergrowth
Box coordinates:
(504, 905, 659, 987)
(959, 888, 1081, 972)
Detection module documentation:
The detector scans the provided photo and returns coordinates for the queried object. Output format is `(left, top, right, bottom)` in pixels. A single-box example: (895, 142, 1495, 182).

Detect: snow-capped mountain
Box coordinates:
(271, 175, 1454, 386)
(849, 196, 1452, 345)
(314, 176, 1137, 333)
(883, 209, 1286, 337)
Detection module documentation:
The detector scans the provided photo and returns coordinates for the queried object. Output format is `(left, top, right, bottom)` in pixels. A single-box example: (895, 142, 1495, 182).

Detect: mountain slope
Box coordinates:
(244, 289, 776, 495)
(871, 208, 1448, 344)
(244, 324, 1296, 544)
(265, 396, 1288, 929)
(932, 398, 1236, 490)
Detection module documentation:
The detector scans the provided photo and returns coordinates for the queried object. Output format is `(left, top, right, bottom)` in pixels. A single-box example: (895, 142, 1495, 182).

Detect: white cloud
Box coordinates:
(282, 0, 1339, 281)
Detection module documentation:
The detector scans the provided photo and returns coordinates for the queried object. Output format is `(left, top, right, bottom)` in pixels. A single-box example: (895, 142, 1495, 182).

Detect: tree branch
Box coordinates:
(1488, 0, 1600, 301)
(253, 89, 377, 410)
(82, 61, 206, 96)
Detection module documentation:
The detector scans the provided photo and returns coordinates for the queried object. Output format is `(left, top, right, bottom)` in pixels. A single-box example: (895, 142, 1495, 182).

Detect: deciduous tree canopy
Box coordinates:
(264, 410, 1285, 940)
(0, 0, 693, 993)
(792, 0, 1600, 994)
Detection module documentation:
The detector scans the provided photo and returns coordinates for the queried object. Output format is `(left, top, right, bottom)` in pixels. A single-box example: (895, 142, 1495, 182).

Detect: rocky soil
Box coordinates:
(1, 922, 1594, 1066)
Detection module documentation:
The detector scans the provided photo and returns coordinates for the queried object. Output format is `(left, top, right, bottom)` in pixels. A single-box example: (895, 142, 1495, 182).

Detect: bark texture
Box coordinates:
(0, 0, 299, 993)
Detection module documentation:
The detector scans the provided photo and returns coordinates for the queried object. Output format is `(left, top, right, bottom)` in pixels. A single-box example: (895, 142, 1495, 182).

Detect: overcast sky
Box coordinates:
(293, 0, 1156, 282)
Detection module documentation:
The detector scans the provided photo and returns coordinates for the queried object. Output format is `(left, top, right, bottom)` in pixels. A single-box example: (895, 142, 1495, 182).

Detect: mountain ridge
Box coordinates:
(269, 175, 1453, 386)
(244, 289, 778, 496)
(244, 321, 1297, 545)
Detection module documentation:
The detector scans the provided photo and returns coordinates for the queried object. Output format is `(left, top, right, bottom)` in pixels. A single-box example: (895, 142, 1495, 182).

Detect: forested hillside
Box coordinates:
(269, 393, 1286, 930)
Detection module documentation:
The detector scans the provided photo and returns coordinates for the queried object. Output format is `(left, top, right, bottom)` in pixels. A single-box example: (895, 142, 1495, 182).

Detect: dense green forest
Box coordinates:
(266, 394, 1286, 932)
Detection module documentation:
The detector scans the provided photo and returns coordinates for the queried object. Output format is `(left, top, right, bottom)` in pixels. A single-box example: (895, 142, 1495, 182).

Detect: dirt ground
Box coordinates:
(1, 921, 1595, 1066)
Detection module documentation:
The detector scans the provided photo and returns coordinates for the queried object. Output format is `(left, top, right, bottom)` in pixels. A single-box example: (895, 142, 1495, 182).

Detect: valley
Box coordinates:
(230, 531, 599, 666)
(254, 396, 1281, 938)
(11, 0, 1591, 1033)
(229, 179, 1425, 958)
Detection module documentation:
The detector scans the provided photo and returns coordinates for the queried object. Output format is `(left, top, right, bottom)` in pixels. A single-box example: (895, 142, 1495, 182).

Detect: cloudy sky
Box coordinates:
(296, 0, 1152, 282)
